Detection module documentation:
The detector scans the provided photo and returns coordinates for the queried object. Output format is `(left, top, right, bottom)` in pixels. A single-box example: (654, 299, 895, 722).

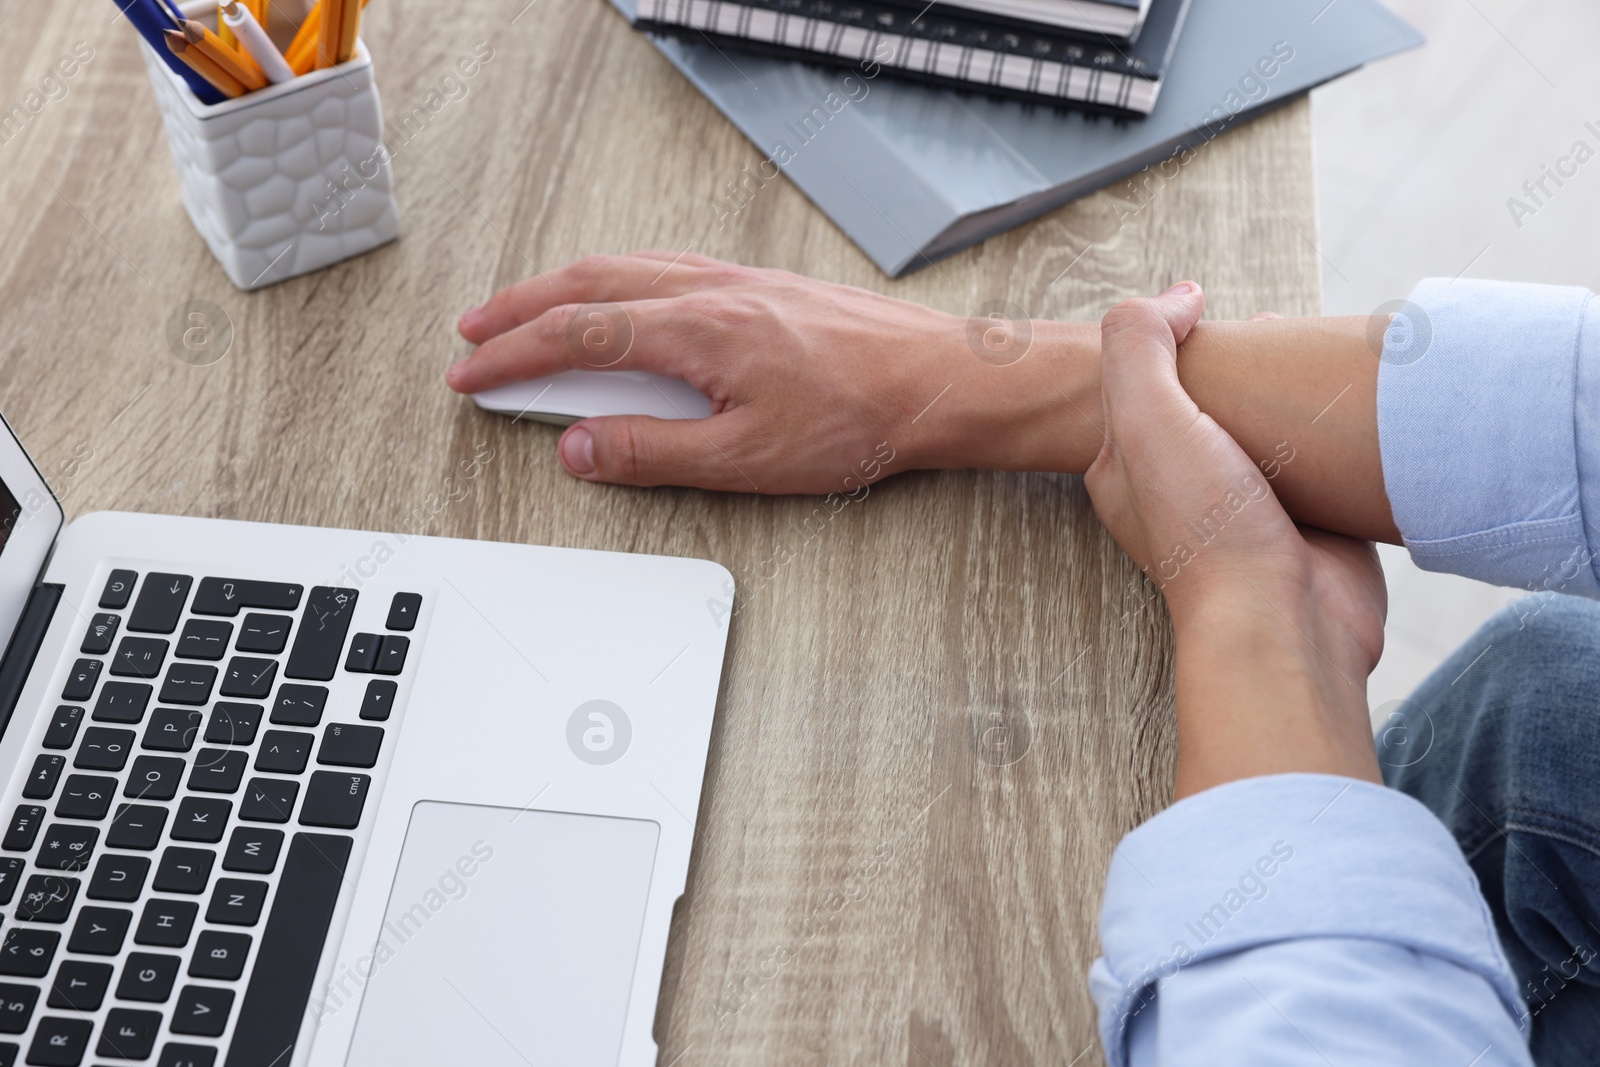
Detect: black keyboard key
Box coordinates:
(79, 614, 120, 655)
(188, 932, 250, 981)
(222, 828, 282, 875)
(128, 573, 192, 634)
(285, 587, 358, 682)
(224, 834, 351, 1065)
(134, 899, 196, 947)
(0, 984, 34, 1036)
(21, 756, 64, 801)
(238, 780, 298, 825)
(73, 727, 133, 771)
(0, 860, 21, 905)
(54, 775, 115, 821)
(298, 772, 369, 830)
(105, 805, 167, 852)
(91, 681, 150, 724)
(142, 708, 202, 753)
(205, 703, 262, 746)
(124, 756, 185, 801)
(28, 1015, 91, 1066)
(192, 579, 303, 617)
(0, 929, 57, 976)
(206, 879, 267, 926)
(175, 619, 232, 661)
(386, 592, 422, 631)
(359, 679, 397, 721)
(15, 875, 77, 923)
(235, 614, 292, 655)
(171, 799, 230, 845)
(153, 849, 214, 895)
(68, 907, 130, 955)
(187, 751, 246, 794)
(59, 660, 100, 703)
(47, 960, 111, 1011)
(255, 731, 311, 775)
(373, 635, 408, 675)
(110, 637, 167, 679)
(116, 952, 180, 1002)
(34, 826, 96, 871)
(0, 984, 35, 1035)
(160, 1044, 219, 1067)
(160, 664, 216, 706)
(219, 658, 276, 700)
(99, 570, 137, 610)
(171, 985, 233, 1037)
(343, 633, 379, 673)
(41, 707, 83, 751)
(2, 807, 44, 852)
(97, 1008, 162, 1061)
(269, 685, 326, 727)
(87, 856, 149, 902)
(317, 724, 383, 768)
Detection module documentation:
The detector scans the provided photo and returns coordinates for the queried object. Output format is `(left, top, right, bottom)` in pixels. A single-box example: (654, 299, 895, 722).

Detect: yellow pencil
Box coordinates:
(315, 0, 345, 69)
(285, 1, 323, 74)
(164, 30, 246, 99)
(335, 0, 360, 64)
(181, 18, 268, 91)
(218, 1, 237, 48)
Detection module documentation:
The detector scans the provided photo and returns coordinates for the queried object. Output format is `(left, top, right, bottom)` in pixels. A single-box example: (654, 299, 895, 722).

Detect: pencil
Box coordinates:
(163, 30, 246, 99)
(180, 18, 268, 91)
(334, 0, 359, 64)
(218, 2, 237, 48)
(315, 0, 345, 70)
(284, 1, 323, 74)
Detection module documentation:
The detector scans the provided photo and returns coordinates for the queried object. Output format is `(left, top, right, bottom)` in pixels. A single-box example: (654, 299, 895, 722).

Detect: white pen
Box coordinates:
(220, 0, 295, 84)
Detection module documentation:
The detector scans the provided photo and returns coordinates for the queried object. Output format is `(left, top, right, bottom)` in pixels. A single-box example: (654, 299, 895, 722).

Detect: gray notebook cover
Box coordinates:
(610, 0, 1422, 276)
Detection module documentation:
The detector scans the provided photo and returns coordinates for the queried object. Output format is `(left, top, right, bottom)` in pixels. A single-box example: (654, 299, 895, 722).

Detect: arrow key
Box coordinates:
(386, 592, 422, 631)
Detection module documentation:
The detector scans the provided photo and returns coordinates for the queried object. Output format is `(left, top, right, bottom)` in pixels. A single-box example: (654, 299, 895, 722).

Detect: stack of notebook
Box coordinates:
(634, 0, 1191, 115)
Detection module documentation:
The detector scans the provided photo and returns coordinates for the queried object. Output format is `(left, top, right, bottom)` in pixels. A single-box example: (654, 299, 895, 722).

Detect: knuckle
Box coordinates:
(607, 421, 644, 483)
(1101, 299, 1164, 338)
(567, 254, 615, 284)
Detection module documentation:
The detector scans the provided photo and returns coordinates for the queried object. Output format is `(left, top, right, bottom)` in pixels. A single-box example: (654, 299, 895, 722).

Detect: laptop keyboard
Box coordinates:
(0, 567, 423, 1067)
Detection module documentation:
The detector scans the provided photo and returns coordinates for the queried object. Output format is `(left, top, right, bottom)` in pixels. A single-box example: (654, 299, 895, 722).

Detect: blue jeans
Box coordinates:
(1377, 595, 1600, 1067)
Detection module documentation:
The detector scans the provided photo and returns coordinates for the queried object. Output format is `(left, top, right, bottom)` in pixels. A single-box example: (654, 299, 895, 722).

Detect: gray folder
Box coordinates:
(610, 0, 1422, 276)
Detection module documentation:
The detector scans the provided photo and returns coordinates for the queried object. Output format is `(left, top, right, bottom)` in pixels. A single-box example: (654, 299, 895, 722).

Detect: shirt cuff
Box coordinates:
(1377, 277, 1599, 594)
(1088, 774, 1522, 1067)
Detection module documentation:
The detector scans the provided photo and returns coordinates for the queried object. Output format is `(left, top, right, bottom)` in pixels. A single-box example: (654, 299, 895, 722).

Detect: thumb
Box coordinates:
(1098, 282, 1205, 424)
(559, 415, 754, 490)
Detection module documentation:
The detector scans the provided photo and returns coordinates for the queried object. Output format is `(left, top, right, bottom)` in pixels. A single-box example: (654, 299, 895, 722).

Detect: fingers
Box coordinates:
(1097, 282, 1206, 427)
(558, 412, 757, 490)
(458, 252, 734, 344)
(448, 295, 714, 394)
(1249, 311, 1282, 321)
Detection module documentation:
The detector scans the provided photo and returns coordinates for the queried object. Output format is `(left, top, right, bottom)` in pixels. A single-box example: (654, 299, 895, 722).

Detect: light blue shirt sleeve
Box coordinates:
(1088, 774, 1532, 1066)
(1378, 277, 1600, 594)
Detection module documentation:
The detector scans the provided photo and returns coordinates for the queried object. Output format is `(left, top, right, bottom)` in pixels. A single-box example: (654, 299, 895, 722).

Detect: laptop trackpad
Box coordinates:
(344, 801, 660, 1067)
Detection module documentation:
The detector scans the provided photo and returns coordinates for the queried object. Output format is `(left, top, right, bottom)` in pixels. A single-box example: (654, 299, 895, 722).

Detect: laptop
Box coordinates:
(0, 413, 733, 1067)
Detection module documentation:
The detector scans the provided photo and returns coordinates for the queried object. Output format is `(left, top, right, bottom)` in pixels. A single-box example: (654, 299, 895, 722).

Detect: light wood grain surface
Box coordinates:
(0, 1, 1321, 1063)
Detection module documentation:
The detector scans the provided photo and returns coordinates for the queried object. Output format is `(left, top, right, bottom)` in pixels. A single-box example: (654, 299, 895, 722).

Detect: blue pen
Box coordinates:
(112, 0, 227, 105)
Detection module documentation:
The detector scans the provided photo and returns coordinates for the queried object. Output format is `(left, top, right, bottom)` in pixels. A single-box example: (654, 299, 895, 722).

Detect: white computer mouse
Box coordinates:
(470, 370, 714, 426)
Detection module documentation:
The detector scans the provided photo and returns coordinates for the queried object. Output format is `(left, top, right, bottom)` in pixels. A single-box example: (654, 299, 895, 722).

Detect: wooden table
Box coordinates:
(0, 2, 1321, 1062)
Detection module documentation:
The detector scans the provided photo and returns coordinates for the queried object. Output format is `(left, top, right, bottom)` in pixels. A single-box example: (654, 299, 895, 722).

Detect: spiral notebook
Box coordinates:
(635, 0, 1191, 114)
(614, 0, 1422, 276)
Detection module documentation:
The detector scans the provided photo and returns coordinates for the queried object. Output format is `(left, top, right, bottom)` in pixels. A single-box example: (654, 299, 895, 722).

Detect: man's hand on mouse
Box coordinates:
(449, 251, 1102, 493)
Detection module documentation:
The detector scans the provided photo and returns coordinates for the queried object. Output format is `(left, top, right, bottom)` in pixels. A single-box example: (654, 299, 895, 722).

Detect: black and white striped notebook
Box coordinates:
(633, 0, 1191, 115)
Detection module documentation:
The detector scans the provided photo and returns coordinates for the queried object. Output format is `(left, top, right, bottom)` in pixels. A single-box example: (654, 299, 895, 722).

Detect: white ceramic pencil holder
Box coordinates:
(141, 40, 400, 291)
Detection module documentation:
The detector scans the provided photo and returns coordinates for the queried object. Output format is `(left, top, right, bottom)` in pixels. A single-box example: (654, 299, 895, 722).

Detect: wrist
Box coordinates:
(1170, 593, 1380, 797)
(903, 318, 1104, 474)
